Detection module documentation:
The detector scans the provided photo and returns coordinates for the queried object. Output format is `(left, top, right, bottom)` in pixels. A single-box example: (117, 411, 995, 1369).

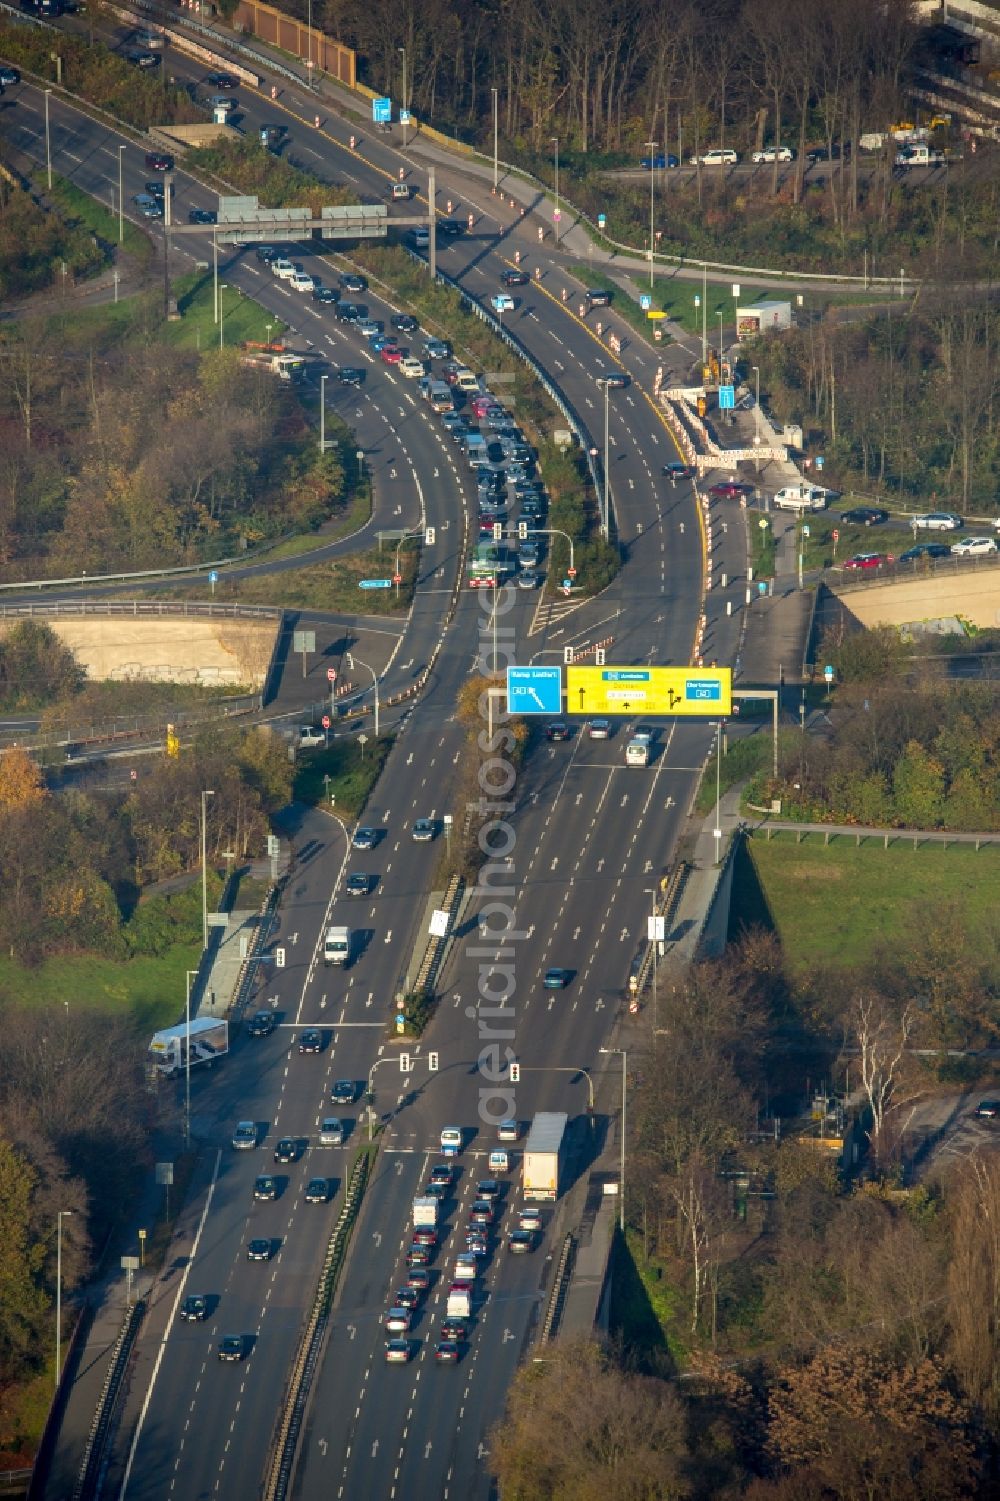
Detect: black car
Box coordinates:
(253, 1174, 277, 1200)
(546, 721, 570, 742)
(207, 71, 238, 89)
(345, 872, 371, 895)
(438, 219, 464, 236)
(600, 372, 630, 389)
(0, 67, 21, 86)
(144, 151, 174, 172)
(975, 1100, 1000, 1120)
(339, 272, 367, 293)
(246, 1239, 272, 1262)
(128, 52, 160, 69)
(391, 314, 418, 333)
(273, 1137, 302, 1163)
(502, 269, 530, 287)
(841, 506, 889, 526)
(313, 285, 340, 304)
(298, 1029, 322, 1054)
(247, 1010, 275, 1038)
(180, 1294, 208, 1321)
(331, 1079, 356, 1104)
(218, 1335, 245, 1361)
(145, 180, 174, 201)
(663, 461, 696, 479)
(336, 303, 364, 323)
(188, 208, 217, 225)
(898, 543, 951, 563)
(255, 245, 279, 263)
(339, 367, 365, 386)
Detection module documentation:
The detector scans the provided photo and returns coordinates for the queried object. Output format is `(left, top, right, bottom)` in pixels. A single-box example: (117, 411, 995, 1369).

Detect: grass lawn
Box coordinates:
(293, 732, 393, 820)
(743, 836, 1000, 971)
(0, 943, 200, 1033)
(166, 270, 285, 351)
(608, 1229, 685, 1371)
(50, 174, 152, 265)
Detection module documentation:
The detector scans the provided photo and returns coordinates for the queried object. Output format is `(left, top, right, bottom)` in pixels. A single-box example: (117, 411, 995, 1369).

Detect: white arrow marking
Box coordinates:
(424, 1443, 433, 1459)
(372, 1440, 379, 1457)
(596, 858, 605, 872)
(385, 931, 392, 943)
(373, 1231, 382, 1247)
(620, 927, 629, 941)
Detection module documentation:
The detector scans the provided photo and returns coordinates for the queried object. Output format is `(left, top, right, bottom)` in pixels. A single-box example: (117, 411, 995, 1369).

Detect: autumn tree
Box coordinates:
(0, 746, 46, 813)
(491, 1337, 692, 1500)
(765, 1346, 980, 1500)
(945, 1154, 1000, 1426)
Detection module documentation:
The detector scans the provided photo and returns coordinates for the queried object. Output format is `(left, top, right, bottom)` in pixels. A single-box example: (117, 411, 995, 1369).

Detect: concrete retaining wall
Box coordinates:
(1, 616, 279, 688)
(831, 570, 1000, 630)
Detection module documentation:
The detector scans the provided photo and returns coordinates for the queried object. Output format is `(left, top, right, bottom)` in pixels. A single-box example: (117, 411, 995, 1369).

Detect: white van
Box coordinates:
(392, 182, 411, 200)
(323, 926, 351, 966)
(773, 486, 827, 513)
(625, 734, 652, 766)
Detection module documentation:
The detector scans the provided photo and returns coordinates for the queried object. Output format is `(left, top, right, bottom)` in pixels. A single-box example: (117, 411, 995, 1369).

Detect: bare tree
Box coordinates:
(852, 991, 914, 1161)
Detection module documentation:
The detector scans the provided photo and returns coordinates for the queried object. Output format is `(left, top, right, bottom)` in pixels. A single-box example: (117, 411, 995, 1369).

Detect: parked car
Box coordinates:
(840, 506, 889, 526)
(842, 552, 894, 571)
(898, 543, 951, 563)
(951, 536, 998, 556)
(975, 1100, 1000, 1120)
(709, 481, 752, 499)
(911, 511, 962, 531)
(690, 148, 738, 165)
(752, 145, 795, 163)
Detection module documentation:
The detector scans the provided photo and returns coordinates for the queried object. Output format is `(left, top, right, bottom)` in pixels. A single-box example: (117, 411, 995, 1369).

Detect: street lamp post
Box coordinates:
(212, 233, 218, 325)
(44, 89, 53, 190)
(319, 373, 327, 455)
(117, 144, 125, 244)
(551, 136, 559, 242)
(645, 140, 657, 289)
(55, 1210, 73, 1390)
(200, 789, 215, 951)
(398, 47, 407, 149)
(719, 310, 725, 375)
(347, 652, 379, 737)
(599, 1048, 627, 1232)
(751, 363, 761, 478)
(714, 723, 723, 865)
(185, 968, 198, 1150)
(597, 378, 612, 539)
(492, 87, 498, 190)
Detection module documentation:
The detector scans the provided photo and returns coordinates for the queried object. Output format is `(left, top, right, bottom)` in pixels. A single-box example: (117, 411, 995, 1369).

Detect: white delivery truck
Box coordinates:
(413, 1196, 439, 1229)
(522, 1112, 568, 1201)
(149, 1017, 229, 1078)
(625, 733, 652, 767)
(895, 143, 945, 168)
(447, 1284, 471, 1318)
(323, 926, 351, 966)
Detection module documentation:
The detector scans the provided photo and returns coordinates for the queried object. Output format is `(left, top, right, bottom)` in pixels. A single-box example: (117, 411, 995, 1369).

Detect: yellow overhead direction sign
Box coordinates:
(566, 665, 732, 718)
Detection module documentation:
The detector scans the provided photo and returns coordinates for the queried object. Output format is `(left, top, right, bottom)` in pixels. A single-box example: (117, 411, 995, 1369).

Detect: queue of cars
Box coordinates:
(384, 1149, 541, 1367)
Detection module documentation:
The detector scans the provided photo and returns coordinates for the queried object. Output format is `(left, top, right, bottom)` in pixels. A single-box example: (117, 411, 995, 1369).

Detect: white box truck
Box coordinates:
(413, 1196, 439, 1229)
(447, 1285, 471, 1318)
(149, 1017, 229, 1078)
(522, 1112, 568, 1201)
(323, 926, 351, 966)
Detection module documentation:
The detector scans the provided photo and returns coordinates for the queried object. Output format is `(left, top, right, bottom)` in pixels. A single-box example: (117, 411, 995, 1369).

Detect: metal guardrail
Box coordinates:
(0, 599, 281, 618)
(825, 548, 1000, 591)
(411, 872, 463, 999)
(73, 1298, 146, 1501)
(539, 1233, 575, 1345)
(263, 1149, 372, 1501)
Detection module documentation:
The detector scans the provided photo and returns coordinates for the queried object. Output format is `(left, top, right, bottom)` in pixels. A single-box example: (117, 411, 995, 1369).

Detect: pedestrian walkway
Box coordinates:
(196, 910, 260, 1018)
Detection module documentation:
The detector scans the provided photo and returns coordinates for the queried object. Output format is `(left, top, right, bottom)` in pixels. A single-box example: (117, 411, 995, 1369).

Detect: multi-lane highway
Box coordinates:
(0, 29, 753, 1500)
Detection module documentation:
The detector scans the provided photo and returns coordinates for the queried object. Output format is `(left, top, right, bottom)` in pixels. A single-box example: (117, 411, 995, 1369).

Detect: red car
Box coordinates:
(709, 481, 752, 499)
(381, 345, 403, 364)
(412, 1227, 437, 1247)
(842, 552, 894, 572)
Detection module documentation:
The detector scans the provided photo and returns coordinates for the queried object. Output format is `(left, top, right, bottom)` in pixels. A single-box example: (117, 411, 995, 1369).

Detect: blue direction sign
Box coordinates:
(372, 96, 391, 123)
(359, 579, 392, 590)
(639, 294, 651, 311)
(506, 665, 562, 716)
(208, 570, 219, 585)
(597, 212, 607, 229)
(718, 384, 735, 409)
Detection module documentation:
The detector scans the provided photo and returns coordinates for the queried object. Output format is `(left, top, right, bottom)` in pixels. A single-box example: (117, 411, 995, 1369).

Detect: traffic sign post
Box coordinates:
(358, 579, 393, 590)
(208, 569, 218, 596)
(373, 96, 391, 123)
(566, 665, 732, 718)
(506, 666, 562, 715)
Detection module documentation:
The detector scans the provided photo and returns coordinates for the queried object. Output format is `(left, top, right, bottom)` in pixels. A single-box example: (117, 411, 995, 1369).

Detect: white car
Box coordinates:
(690, 148, 738, 166)
(398, 357, 425, 379)
(951, 536, 997, 556)
(289, 271, 315, 293)
(911, 511, 961, 531)
(271, 259, 296, 280)
(752, 145, 794, 163)
(491, 293, 515, 313)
